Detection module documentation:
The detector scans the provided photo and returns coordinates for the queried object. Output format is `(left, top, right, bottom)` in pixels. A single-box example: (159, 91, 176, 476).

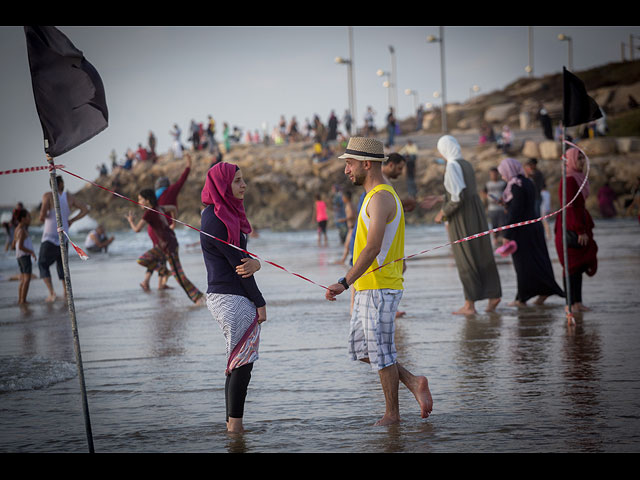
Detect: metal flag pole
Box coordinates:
(46, 154, 95, 453)
(561, 130, 574, 325)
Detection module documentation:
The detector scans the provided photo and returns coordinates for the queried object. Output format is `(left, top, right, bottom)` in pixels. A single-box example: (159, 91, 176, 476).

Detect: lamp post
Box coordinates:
(427, 27, 447, 133)
(558, 33, 573, 71)
(377, 69, 392, 111)
(526, 26, 534, 77)
(405, 89, 419, 112)
(388, 45, 398, 114)
(335, 26, 357, 135)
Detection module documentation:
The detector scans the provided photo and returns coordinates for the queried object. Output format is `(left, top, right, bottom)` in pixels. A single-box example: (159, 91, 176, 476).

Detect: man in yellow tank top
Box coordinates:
(325, 137, 433, 426)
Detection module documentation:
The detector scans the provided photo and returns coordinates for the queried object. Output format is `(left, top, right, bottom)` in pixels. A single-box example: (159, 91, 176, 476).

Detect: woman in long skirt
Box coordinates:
(428, 135, 502, 315)
(498, 157, 564, 306)
(200, 162, 266, 433)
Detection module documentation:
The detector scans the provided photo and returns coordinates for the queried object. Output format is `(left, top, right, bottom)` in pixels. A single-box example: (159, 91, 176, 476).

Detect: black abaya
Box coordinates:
(503, 176, 565, 303)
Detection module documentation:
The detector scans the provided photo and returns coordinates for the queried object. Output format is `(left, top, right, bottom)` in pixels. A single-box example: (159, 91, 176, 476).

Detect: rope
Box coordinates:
(2, 139, 589, 293)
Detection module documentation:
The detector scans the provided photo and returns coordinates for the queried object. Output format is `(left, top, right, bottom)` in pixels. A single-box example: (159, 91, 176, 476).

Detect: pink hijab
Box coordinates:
(201, 162, 251, 246)
(497, 157, 525, 203)
(565, 148, 590, 199)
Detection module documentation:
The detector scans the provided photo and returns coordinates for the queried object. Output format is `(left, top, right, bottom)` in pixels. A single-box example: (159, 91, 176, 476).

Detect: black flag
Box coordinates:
(24, 26, 108, 158)
(562, 66, 602, 128)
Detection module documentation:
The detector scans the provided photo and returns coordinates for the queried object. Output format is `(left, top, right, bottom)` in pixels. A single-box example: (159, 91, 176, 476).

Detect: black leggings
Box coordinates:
(563, 269, 584, 304)
(225, 362, 253, 421)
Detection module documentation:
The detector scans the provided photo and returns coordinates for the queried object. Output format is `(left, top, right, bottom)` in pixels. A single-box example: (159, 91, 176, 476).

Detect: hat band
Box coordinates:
(344, 148, 385, 159)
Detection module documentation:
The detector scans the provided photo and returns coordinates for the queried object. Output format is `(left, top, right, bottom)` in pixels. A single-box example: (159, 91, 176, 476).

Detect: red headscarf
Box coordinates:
(201, 162, 251, 246)
(566, 147, 590, 199)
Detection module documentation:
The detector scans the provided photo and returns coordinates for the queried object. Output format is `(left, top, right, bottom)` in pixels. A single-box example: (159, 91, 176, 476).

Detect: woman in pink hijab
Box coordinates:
(554, 147, 598, 312)
(200, 162, 266, 433)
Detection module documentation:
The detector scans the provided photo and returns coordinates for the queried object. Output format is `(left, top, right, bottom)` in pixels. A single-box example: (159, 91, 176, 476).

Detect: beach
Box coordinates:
(0, 218, 639, 453)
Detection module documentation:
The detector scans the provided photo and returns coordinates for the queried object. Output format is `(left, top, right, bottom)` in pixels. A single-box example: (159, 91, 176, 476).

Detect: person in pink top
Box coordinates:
(314, 192, 329, 247)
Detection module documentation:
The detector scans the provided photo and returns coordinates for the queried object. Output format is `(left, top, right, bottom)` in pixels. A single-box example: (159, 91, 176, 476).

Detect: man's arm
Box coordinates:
(325, 190, 396, 300)
(68, 194, 90, 226)
(39, 192, 51, 223)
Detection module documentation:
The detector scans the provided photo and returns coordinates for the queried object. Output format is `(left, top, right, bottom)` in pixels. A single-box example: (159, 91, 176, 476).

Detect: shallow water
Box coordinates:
(0, 219, 639, 452)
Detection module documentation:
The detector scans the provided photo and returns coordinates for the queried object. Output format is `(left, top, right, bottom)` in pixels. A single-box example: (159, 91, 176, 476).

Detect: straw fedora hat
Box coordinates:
(338, 137, 388, 162)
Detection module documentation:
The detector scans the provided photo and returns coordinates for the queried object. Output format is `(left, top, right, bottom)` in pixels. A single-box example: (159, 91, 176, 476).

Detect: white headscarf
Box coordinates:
(437, 135, 466, 202)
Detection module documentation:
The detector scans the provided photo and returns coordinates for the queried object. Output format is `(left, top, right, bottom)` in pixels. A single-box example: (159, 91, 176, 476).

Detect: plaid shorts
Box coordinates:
(348, 289, 403, 371)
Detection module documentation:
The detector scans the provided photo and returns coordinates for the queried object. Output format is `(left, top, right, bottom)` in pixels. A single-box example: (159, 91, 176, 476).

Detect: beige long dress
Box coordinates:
(442, 158, 502, 301)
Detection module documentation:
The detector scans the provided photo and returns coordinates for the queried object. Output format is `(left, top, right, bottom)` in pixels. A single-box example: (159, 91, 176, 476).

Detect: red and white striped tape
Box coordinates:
(1, 140, 588, 291)
(58, 227, 90, 261)
(0, 164, 64, 175)
(362, 139, 590, 278)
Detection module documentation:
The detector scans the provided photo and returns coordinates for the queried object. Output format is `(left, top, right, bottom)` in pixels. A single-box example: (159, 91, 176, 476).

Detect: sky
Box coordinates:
(1, 25, 639, 208)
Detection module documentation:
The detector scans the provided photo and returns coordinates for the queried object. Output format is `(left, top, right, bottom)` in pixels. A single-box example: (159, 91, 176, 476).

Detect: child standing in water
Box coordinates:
(314, 192, 328, 247)
(13, 210, 36, 305)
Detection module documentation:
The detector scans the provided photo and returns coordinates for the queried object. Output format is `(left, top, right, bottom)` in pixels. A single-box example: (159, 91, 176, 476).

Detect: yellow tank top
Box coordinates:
(353, 183, 404, 291)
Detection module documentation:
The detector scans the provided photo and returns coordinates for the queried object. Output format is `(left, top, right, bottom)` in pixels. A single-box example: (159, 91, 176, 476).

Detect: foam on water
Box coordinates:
(0, 355, 77, 393)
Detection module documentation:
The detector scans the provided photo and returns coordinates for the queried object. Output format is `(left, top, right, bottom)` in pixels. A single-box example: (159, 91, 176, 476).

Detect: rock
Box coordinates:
(578, 137, 617, 156)
(615, 137, 640, 153)
(519, 111, 531, 129)
(484, 102, 518, 123)
(521, 140, 540, 158)
(539, 140, 561, 160)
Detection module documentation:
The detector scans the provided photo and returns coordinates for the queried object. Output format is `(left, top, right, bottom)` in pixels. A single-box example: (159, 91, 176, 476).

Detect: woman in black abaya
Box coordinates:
(498, 157, 564, 306)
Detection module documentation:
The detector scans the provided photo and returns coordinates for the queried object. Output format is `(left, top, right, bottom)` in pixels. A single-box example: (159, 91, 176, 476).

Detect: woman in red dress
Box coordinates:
(554, 147, 598, 312)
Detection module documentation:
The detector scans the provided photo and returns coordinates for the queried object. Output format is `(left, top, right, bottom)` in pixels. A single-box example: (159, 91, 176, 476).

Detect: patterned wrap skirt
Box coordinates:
(206, 293, 260, 376)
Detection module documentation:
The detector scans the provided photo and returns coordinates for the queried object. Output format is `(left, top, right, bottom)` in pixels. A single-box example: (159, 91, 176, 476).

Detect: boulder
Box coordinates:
(484, 102, 518, 124)
(615, 136, 640, 153)
(539, 140, 561, 160)
(578, 137, 617, 156)
(521, 140, 540, 158)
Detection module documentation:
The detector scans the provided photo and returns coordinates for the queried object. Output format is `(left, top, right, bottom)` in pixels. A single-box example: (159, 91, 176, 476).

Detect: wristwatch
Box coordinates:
(338, 277, 349, 290)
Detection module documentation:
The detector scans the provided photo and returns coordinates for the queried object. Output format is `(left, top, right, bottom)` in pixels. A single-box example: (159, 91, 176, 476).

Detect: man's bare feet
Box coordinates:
(45, 293, 56, 303)
(374, 414, 401, 426)
(414, 376, 433, 419)
(140, 282, 150, 292)
(485, 297, 501, 312)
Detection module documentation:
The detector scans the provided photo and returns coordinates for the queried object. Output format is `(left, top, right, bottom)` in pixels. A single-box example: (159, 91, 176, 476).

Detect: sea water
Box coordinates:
(0, 220, 639, 452)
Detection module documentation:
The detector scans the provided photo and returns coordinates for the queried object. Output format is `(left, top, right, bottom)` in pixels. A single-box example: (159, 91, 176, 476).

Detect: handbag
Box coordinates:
(566, 230, 584, 249)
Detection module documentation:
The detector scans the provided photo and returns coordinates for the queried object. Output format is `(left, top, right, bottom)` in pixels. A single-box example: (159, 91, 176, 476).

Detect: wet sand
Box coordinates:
(0, 219, 639, 452)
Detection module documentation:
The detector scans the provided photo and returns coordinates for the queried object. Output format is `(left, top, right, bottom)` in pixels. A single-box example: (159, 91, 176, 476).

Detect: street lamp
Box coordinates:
(377, 69, 393, 112)
(335, 27, 357, 135)
(427, 27, 448, 133)
(526, 26, 534, 77)
(558, 33, 573, 70)
(405, 88, 419, 112)
(388, 45, 398, 115)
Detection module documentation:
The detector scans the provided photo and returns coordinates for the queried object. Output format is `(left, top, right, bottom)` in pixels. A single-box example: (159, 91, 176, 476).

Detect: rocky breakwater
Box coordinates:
(74, 131, 640, 235)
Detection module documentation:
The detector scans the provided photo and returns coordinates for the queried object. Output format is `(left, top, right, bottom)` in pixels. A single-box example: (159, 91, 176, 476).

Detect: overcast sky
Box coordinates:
(1, 25, 639, 208)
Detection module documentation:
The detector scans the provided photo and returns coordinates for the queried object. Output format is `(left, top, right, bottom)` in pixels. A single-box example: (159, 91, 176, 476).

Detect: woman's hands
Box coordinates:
(236, 257, 261, 278)
(578, 233, 589, 246)
(256, 305, 267, 324)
